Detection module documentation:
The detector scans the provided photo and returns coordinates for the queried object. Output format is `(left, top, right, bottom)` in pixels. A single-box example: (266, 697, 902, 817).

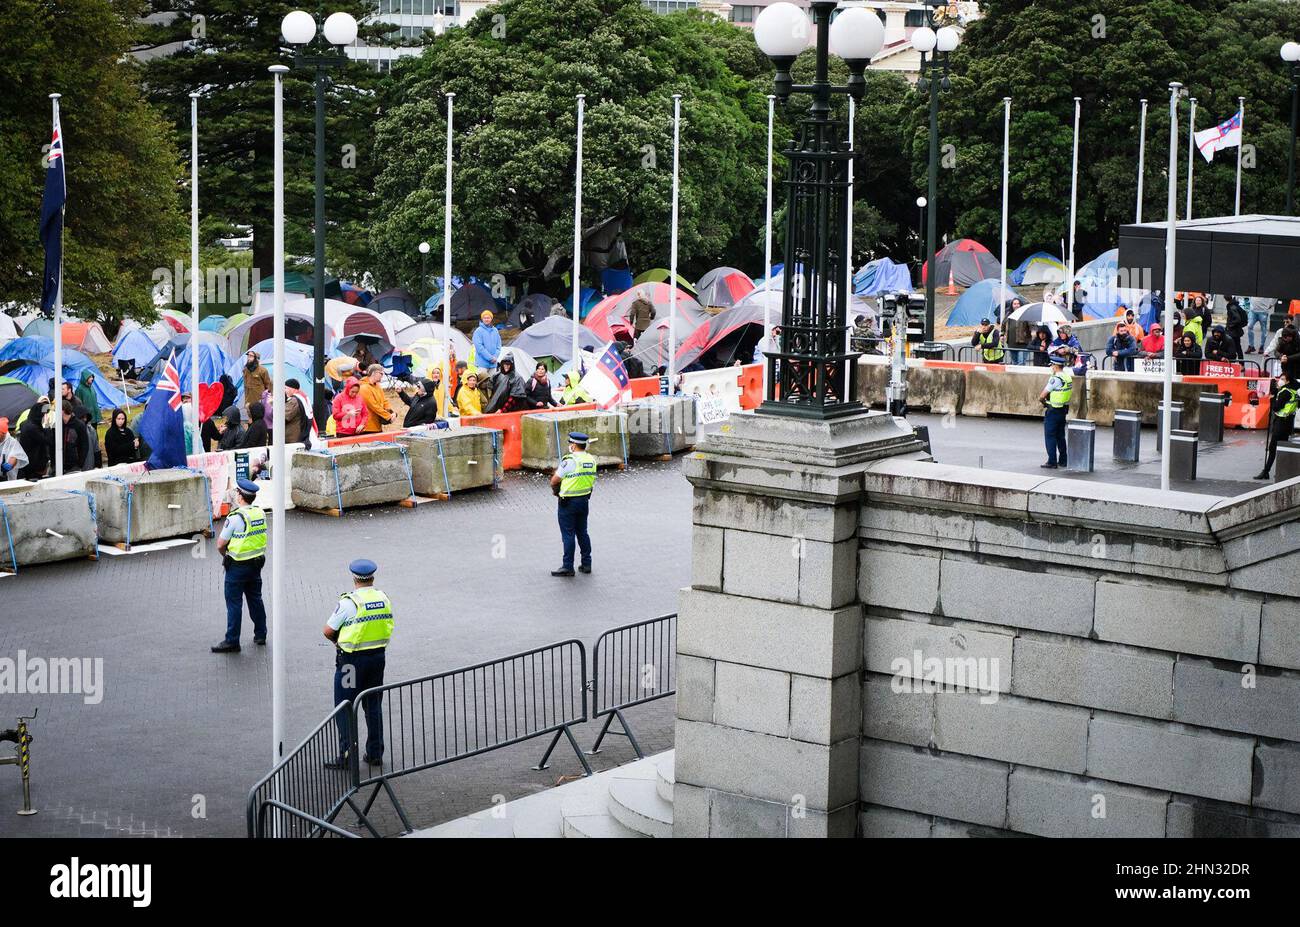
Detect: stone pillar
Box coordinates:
(673, 410, 926, 837)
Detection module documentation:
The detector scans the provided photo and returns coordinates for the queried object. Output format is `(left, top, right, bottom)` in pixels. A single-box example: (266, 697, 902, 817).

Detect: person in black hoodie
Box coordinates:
(524, 363, 558, 408)
(1173, 333, 1202, 375)
(241, 401, 269, 448)
(1203, 325, 1242, 364)
(18, 399, 49, 479)
(398, 379, 443, 427)
(486, 357, 527, 413)
(104, 408, 139, 465)
(217, 406, 246, 451)
(57, 405, 89, 473)
(201, 374, 238, 451)
(1225, 297, 1248, 355)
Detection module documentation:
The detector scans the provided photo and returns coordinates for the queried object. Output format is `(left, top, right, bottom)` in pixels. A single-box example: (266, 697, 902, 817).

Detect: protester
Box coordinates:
(424, 368, 448, 419)
(217, 406, 247, 451)
(560, 370, 593, 405)
(1182, 310, 1205, 346)
(399, 379, 443, 427)
(242, 401, 269, 448)
(1070, 282, 1087, 321)
(1105, 322, 1140, 371)
(352, 337, 378, 373)
(1173, 333, 1202, 375)
(486, 357, 527, 413)
(1273, 325, 1300, 379)
(1140, 324, 1165, 358)
(1048, 323, 1082, 365)
(472, 310, 501, 372)
(457, 370, 484, 416)
(17, 399, 48, 479)
(970, 318, 1005, 363)
(359, 364, 394, 434)
(201, 374, 238, 451)
(1028, 326, 1053, 366)
(1117, 307, 1145, 341)
(1245, 296, 1271, 354)
(74, 370, 100, 428)
(1203, 325, 1242, 364)
(104, 408, 140, 465)
(1225, 297, 1248, 355)
(525, 363, 558, 408)
(243, 351, 272, 416)
(628, 297, 655, 335)
(58, 405, 89, 472)
(331, 377, 366, 436)
(0, 418, 27, 481)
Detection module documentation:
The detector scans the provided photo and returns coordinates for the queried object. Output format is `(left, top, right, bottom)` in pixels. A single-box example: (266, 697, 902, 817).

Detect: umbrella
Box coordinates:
(1009, 301, 1072, 326)
(0, 376, 40, 422)
(512, 314, 604, 363)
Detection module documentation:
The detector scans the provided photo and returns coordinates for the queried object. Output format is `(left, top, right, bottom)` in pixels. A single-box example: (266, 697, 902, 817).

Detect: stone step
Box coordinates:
(560, 795, 645, 838)
(608, 774, 674, 838)
(655, 752, 675, 804)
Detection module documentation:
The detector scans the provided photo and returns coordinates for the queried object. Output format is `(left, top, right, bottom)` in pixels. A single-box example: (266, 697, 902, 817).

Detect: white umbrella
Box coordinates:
(1009, 301, 1072, 326)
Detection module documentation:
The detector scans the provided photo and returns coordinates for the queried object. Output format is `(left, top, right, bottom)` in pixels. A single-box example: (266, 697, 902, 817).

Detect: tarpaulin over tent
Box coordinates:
(584, 283, 707, 342)
(922, 239, 1002, 287)
(134, 333, 230, 399)
(0, 337, 126, 408)
(674, 301, 768, 370)
(371, 288, 419, 315)
(695, 267, 755, 309)
(1057, 248, 1120, 318)
(111, 329, 166, 370)
(1010, 251, 1066, 286)
(510, 314, 603, 362)
(947, 279, 1024, 326)
(339, 281, 373, 306)
(853, 258, 913, 296)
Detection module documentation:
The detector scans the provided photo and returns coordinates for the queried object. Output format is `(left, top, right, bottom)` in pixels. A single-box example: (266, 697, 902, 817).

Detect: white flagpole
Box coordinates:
(1235, 97, 1245, 216)
(844, 96, 855, 360)
(50, 93, 64, 478)
(190, 92, 202, 444)
(571, 94, 585, 368)
(668, 93, 682, 388)
(1066, 97, 1080, 319)
(1161, 82, 1181, 493)
(1136, 98, 1148, 223)
(442, 92, 454, 405)
(1186, 97, 1197, 221)
(763, 94, 774, 396)
(1000, 97, 1011, 323)
(269, 64, 288, 769)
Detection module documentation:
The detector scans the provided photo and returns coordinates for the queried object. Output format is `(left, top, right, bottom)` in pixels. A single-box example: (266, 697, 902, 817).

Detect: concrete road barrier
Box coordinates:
(1086, 371, 1209, 428)
(856, 356, 890, 408)
(0, 489, 97, 572)
(397, 427, 502, 497)
(86, 469, 213, 548)
(622, 395, 696, 459)
(963, 365, 1082, 418)
(901, 364, 966, 414)
(520, 410, 628, 470)
(291, 444, 414, 514)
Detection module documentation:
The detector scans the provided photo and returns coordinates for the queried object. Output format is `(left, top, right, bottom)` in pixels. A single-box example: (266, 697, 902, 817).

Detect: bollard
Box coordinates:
(1113, 409, 1142, 462)
(1169, 429, 1198, 481)
(1276, 440, 1300, 483)
(16, 715, 35, 816)
(913, 425, 932, 456)
(1156, 401, 1184, 453)
(1066, 419, 1096, 473)
(1198, 392, 1226, 444)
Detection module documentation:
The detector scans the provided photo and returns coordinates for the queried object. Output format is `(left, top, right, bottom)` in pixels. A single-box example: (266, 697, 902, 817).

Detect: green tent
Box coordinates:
(257, 271, 342, 300)
(632, 268, 697, 297)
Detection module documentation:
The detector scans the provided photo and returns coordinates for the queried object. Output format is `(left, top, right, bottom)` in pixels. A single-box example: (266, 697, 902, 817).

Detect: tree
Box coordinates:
(367, 0, 772, 296)
(0, 0, 186, 325)
(140, 0, 386, 288)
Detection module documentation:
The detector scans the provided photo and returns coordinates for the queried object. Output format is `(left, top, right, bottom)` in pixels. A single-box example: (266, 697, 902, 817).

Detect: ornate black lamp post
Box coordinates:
(753, 1, 883, 420)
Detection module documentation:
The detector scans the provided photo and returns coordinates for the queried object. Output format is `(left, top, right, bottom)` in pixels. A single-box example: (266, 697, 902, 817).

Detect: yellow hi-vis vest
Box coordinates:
(227, 506, 268, 561)
(1048, 369, 1074, 409)
(337, 588, 394, 653)
(559, 451, 597, 498)
(1276, 385, 1299, 419)
(979, 330, 1005, 362)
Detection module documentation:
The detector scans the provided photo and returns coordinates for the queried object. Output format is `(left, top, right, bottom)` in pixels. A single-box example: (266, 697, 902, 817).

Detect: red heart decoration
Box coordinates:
(198, 382, 225, 423)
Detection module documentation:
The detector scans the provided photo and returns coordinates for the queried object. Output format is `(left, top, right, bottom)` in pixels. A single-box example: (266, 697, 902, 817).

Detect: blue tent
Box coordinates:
(1058, 249, 1119, 318)
(854, 259, 913, 297)
(134, 336, 230, 401)
(0, 336, 127, 408)
(563, 286, 601, 319)
(199, 314, 228, 332)
(947, 279, 1023, 326)
(227, 344, 312, 405)
(1010, 251, 1067, 285)
(601, 268, 633, 294)
(21, 318, 53, 339)
(112, 329, 166, 370)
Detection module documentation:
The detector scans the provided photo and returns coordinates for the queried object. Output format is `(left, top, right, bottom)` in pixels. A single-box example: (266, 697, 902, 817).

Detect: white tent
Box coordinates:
(380, 309, 417, 332)
(394, 320, 471, 360)
(0, 315, 18, 342)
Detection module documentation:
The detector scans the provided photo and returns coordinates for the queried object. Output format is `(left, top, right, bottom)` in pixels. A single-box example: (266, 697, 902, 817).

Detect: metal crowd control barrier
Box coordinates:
(957, 345, 1010, 364)
(588, 614, 677, 760)
(350, 639, 591, 833)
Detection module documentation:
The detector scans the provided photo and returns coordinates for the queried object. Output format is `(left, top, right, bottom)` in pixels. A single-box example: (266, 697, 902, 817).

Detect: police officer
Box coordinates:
(550, 432, 596, 577)
(211, 478, 268, 653)
(1038, 354, 1073, 469)
(1256, 368, 1299, 479)
(323, 559, 394, 769)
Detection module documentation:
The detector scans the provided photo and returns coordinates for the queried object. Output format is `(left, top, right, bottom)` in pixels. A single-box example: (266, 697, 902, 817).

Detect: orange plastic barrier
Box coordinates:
(628, 375, 661, 399)
(920, 360, 1008, 373)
(463, 404, 597, 470)
(326, 430, 408, 448)
(738, 363, 763, 409)
(1183, 375, 1272, 429)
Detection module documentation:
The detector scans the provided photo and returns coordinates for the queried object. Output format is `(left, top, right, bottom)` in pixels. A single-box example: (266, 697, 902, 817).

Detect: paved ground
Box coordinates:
(0, 410, 1272, 838)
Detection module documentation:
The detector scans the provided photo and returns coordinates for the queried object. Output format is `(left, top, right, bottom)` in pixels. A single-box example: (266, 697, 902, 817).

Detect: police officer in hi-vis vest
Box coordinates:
(1038, 354, 1074, 469)
(211, 478, 268, 653)
(1257, 368, 1299, 480)
(550, 432, 597, 577)
(324, 559, 394, 769)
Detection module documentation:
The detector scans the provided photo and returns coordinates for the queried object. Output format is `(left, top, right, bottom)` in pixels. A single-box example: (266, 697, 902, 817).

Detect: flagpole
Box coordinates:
(51, 93, 64, 479)
(269, 64, 288, 772)
(844, 96, 855, 361)
(1000, 97, 1011, 322)
(1185, 97, 1196, 221)
(571, 94, 585, 368)
(1136, 98, 1148, 223)
(1066, 97, 1080, 319)
(442, 92, 453, 410)
(1235, 97, 1245, 216)
(1161, 83, 1181, 493)
(763, 94, 774, 397)
(190, 92, 201, 444)
(668, 93, 681, 389)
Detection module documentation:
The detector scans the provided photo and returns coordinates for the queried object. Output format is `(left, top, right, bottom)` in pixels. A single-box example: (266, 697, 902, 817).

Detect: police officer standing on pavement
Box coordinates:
(550, 432, 596, 577)
(1038, 353, 1073, 469)
(211, 479, 268, 653)
(324, 560, 394, 769)
(1256, 367, 1299, 480)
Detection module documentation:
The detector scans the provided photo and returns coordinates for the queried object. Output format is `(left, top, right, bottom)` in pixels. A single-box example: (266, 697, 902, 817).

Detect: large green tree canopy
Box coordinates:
(0, 0, 186, 325)
(368, 0, 775, 294)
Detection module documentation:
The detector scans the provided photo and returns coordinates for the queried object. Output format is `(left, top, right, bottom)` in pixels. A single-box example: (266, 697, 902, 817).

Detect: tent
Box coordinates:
(339, 281, 373, 306)
(371, 288, 420, 315)
(632, 268, 697, 297)
(423, 281, 498, 322)
(629, 317, 691, 373)
(225, 307, 326, 354)
(561, 286, 601, 320)
(219, 313, 250, 336)
(584, 283, 707, 342)
(1057, 249, 1120, 318)
(0, 376, 40, 422)
(674, 301, 768, 370)
(947, 279, 1024, 326)
(134, 332, 230, 399)
(199, 314, 229, 332)
(695, 267, 755, 309)
(21, 318, 53, 339)
(854, 258, 913, 297)
(257, 271, 341, 301)
(111, 329, 167, 371)
(1010, 251, 1067, 286)
(511, 314, 604, 363)
(393, 321, 472, 360)
(922, 239, 1002, 287)
(0, 337, 127, 408)
(161, 309, 192, 333)
(507, 293, 555, 330)
(379, 309, 416, 334)
(0, 315, 19, 342)
(114, 318, 173, 349)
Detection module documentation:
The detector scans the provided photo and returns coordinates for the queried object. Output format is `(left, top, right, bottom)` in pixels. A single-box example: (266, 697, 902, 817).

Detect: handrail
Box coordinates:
(256, 799, 360, 839)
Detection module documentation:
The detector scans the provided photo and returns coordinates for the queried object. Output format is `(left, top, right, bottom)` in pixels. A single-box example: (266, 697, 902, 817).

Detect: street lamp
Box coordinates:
(915, 195, 927, 271)
(1283, 41, 1300, 214)
(282, 8, 358, 426)
(418, 241, 431, 306)
(914, 3, 960, 341)
(752, 1, 883, 419)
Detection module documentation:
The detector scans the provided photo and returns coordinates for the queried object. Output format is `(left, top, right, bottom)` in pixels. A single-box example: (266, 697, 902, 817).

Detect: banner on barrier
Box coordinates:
(1136, 358, 1166, 375)
(1200, 360, 1243, 377)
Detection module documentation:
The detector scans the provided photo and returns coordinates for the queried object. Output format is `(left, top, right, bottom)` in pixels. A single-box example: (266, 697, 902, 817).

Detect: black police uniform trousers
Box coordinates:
(1262, 414, 1296, 475)
(558, 493, 592, 571)
(334, 648, 386, 761)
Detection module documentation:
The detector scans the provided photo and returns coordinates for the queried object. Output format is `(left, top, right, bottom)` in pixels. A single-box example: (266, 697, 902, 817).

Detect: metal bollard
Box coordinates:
(1066, 419, 1096, 472)
(0, 711, 37, 816)
(913, 425, 932, 456)
(1156, 401, 1184, 453)
(1276, 440, 1300, 483)
(1198, 392, 1227, 444)
(1169, 429, 1198, 481)
(1113, 409, 1142, 462)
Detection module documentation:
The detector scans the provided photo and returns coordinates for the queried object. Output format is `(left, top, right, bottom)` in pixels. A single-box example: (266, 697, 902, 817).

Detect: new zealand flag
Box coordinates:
(40, 108, 65, 313)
